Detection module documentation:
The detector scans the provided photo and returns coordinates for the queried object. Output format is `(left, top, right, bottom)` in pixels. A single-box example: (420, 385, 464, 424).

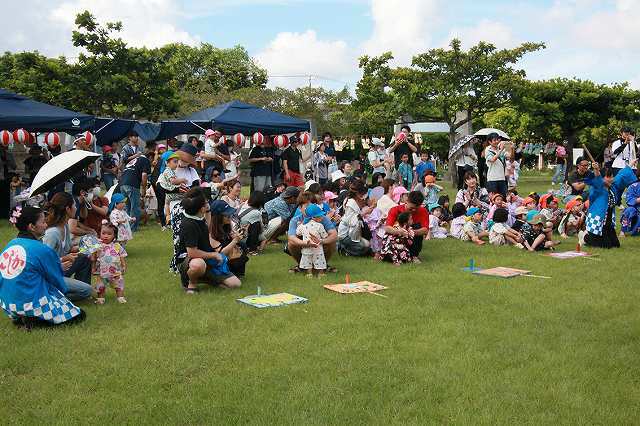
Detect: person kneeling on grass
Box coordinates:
(460, 207, 488, 245)
(380, 212, 417, 265)
(287, 191, 338, 274)
(521, 213, 559, 252)
(384, 190, 429, 260)
(176, 190, 241, 294)
(489, 208, 523, 248)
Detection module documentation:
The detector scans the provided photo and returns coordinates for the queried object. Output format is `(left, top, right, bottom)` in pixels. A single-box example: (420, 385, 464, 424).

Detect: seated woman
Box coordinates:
(337, 180, 373, 257)
(41, 192, 93, 301)
(220, 180, 242, 211)
(0, 206, 85, 328)
(455, 171, 490, 213)
(209, 200, 250, 277)
(175, 189, 241, 293)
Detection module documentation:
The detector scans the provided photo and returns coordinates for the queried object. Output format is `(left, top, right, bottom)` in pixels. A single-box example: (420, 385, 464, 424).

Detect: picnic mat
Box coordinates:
(473, 267, 532, 278)
(547, 251, 592, 259)
(323, 281, 387, 294)
(237, 293, 308, 309)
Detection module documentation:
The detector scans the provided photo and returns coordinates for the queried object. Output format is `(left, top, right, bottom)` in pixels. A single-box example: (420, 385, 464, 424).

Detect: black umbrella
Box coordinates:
(29, 150, 100, 197)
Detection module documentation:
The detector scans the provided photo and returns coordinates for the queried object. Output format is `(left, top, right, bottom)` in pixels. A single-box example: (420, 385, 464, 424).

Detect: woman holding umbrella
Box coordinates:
(0, 205, 86, 328)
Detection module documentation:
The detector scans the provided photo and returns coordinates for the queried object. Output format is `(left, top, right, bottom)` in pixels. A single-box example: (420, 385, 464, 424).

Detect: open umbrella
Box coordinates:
(104, 183, 118, 203)
(474, 128, 510, 140)
(29, 150, 100, 197)
(448, 134, 478, 159)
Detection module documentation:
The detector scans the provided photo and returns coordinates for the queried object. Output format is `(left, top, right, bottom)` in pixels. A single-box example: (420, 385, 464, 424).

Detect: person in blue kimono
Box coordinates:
(621, 180, 640, 236)
(0, 206, 86, 329)
(583, 161, 638, 248)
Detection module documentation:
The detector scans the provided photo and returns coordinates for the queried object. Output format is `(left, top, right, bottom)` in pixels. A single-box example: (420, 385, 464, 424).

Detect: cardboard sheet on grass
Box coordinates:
(547, 251, 593, 259)
(324, 281, 387, 294)
(237, 293, 307, 309)
(473, 267, 532, 279)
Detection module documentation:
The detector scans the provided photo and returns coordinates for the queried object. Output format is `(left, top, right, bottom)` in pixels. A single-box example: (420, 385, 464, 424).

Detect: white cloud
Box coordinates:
(254, 30, 354, 89)
(362, 0, 441, 65)
(445, 19, 518, 49)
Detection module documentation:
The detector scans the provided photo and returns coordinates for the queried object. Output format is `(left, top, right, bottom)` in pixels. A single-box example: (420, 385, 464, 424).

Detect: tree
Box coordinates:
(482, 107, 562, 143)
(71, 11, 179, 119)
(515, 78, 640, 162)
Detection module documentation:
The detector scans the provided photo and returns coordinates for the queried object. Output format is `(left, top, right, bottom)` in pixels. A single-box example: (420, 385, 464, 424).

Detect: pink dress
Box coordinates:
(95, 242, 127, 292)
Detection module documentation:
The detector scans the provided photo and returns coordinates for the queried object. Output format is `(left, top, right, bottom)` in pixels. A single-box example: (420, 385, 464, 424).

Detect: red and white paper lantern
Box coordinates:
(12, 128, 29, 144)
(82, 131, 95, 145)
(273, 134, 289, 149)
(252, 132, 264, 146)
(0, 130, 12, 147)
(233, 133, 245, 147)
(299, 132, 310, 145)
(44, 132, 60, 148)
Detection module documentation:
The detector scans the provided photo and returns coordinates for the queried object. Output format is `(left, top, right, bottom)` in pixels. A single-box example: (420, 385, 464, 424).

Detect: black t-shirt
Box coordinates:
(393, 141, 417, 167)
(178, 216, 213, 257)
(24, 155, 47, 180)
(568, 170, 594, 196)
(206, 143, 230, 173)
(120, 155, 151, 188)
(281, 146, 302, 173)
(248, 146, 275, 177)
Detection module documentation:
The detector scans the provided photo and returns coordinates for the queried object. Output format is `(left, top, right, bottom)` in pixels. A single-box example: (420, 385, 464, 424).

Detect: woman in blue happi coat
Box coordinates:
(621, 180, 640, 236)
(0, 206, 85, 329)
(583, 161, 638, 248)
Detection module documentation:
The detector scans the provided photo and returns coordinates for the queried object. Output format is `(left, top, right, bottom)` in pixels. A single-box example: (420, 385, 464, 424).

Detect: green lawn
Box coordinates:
(1, 173, 640, 424)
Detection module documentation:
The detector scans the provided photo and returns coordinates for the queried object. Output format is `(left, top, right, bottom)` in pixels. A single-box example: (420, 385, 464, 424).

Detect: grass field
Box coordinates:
(1, 173, 640, 424)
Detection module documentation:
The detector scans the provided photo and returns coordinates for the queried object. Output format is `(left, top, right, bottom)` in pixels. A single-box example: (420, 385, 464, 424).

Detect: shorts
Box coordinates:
(285, 171, 305, 187)
(178, 257, 234, 287)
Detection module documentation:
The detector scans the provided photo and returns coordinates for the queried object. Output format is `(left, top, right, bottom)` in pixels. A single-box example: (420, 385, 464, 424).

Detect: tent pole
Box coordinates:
(94, 118, 115, 134)
(189, 121, 207, 132)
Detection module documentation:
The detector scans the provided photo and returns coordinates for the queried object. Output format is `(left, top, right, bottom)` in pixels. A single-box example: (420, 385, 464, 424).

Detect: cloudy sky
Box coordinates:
(2, 0, 639, 91)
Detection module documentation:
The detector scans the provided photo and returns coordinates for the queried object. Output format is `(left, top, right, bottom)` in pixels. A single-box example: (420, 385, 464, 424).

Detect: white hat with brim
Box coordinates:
(331, 170, 347, 182)
(304, 180, 317, 191)
(371, 138, 384, 147)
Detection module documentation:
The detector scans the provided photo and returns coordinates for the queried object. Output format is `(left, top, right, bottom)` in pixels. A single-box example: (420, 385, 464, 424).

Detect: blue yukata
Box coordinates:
(621, 181, 640, 235)
(0, 237, 82, 324)
(584, 167, 637, 249)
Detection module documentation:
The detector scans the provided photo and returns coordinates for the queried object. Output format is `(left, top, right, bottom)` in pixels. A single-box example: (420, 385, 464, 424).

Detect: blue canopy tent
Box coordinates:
(155, 100, 310, 140)
(93, 118, 160, 146)
(0, 89, 94, 132)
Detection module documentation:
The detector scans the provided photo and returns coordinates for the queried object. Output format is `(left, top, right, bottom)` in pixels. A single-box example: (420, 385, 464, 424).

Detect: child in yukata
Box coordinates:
(92, 221, 128, 304)
(296, 204, 328, 277)
(461, 207, 488, 245)
(427, 203, 448, 239)
(489, 208, 523, 247)
(109, 193, 136, 245)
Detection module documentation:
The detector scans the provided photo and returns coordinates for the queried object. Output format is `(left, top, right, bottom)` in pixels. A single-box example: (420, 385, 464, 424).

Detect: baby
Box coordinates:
(92, 221, 128, 304)
(296, 204, 328, 277)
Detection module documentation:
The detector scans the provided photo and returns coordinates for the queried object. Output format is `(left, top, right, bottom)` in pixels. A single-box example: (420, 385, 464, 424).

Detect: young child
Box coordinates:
(109, 193, 136, 244)
(392, 186, 409, 204)
(438, 195, 451, 223)
(144, 184, 157, 224)
(397, 153, 413, 190)
(91, 220, 128, 304)
(558, 197, 585, 238)
(158, 153, 188, 223)
(380, 212, 416, 265)
(296, 204, 328, 277)
(505, 153, 520, 189)
(539, 194, 562, 229)
(427, 203, 448, 239)
(511, 206, 528, 233)
(449, 202, 467, 239)
(414, 151, 435, 183)
(489, 208, 523, 247)
(461, 207, 488, 245)
(420, 174, 442, 206)
(521, 213, 559, 251)
(522, 196, 538, 212)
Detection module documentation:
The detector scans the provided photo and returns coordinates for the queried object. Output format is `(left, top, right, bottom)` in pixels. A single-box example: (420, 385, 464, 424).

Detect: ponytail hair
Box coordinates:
(46, 192, 74, 227)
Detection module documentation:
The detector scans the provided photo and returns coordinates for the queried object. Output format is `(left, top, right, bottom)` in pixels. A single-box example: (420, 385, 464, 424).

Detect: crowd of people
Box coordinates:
(1, 125, 639, 329)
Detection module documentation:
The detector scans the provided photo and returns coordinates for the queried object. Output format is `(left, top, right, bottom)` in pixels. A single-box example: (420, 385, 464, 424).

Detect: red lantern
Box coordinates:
(299, 132, 310, 145)
(252, 132, 264, 146)
(82, 131, 95, 145)
(45, 132, 60, 148)
(273, 134, 289, 149)
(12, 129, 29, 144)
(233, 133, 245, 147)
(0, 130, 12, 147)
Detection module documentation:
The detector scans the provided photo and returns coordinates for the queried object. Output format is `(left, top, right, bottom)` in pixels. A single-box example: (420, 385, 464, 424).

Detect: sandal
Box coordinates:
(185, 287, 199, 294)
(288, 266, 303, 274)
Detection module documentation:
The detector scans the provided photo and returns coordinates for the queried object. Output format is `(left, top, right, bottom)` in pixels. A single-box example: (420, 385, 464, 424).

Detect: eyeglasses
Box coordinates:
(212, 173, 220, 177)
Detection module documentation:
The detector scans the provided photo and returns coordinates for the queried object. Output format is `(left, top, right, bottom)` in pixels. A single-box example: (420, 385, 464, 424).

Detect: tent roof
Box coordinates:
(0, 89, 94, 132)
(93, 118, 160, 145)
(156, 100, 310, 139)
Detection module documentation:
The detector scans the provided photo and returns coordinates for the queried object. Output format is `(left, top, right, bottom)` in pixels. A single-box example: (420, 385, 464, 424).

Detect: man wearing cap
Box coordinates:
(100, 145, 119, 190)
(282, 136, 309, 188)
(611, 126, 638, 176)
(201, 129, 230, 181)
(263, 186, 300, 242)
(119, 148, 151, 232)
(248, 135, 275, 192)
(384, 190, 429, 260)
(367, 138, 387, 183)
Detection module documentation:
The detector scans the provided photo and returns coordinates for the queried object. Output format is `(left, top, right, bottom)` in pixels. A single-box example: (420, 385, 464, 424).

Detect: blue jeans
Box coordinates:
(552, 163, 565, 184)
(120, 185, 141, 232)
(64, 277, 93, 302)
(63, 253, 92, 284)
(102, 173, 116, 190)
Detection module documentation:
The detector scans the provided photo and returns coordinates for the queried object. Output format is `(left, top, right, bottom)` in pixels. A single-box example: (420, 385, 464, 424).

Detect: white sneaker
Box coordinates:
(117, 297, 127, 304)
(95, 297, 105, 305)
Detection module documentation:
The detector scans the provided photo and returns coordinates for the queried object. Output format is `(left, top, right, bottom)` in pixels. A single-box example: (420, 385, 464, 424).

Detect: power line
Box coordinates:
(268, 74, 351, 88)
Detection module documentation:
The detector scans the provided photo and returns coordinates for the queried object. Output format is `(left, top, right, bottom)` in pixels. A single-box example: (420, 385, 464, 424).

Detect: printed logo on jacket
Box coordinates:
(0, 245, 27, 279)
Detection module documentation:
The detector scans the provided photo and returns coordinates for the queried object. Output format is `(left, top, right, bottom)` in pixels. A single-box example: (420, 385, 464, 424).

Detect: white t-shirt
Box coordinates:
(367, 149, 386, 174)
(175, 166, 200, 187)
(204, 138, 216, 155)
(611, 139, 638, 169)
(484, 146, 506, 181)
